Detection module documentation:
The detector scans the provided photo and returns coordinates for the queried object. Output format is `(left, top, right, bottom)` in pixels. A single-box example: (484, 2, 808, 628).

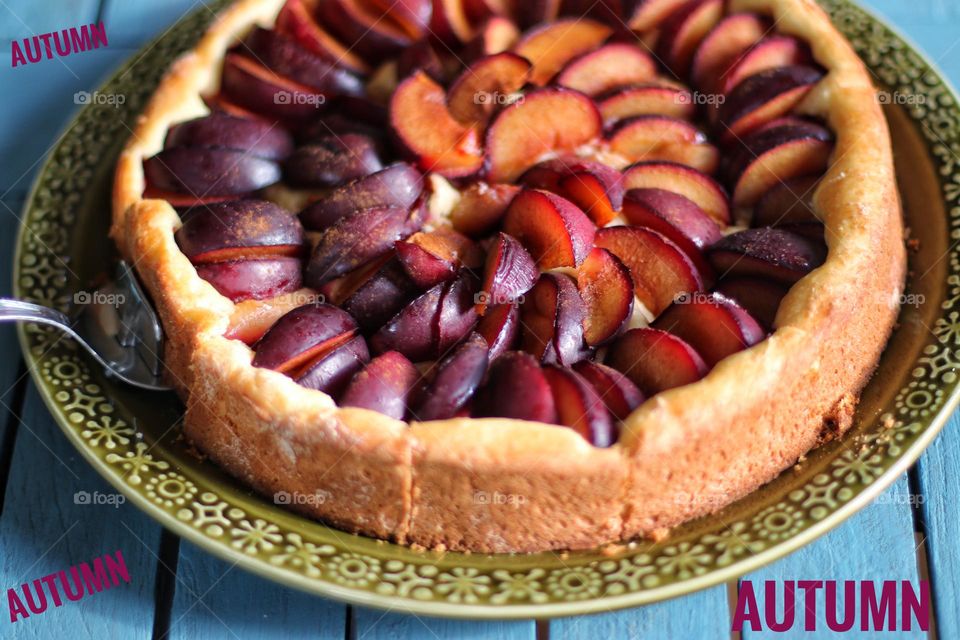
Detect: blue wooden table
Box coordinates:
(0, 1, 956, 637)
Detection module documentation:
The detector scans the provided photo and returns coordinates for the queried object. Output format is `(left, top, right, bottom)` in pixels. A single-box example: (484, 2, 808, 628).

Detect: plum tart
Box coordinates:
(112, 0, 905, 552)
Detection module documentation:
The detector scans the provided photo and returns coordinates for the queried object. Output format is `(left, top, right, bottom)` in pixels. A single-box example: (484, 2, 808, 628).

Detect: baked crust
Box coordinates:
(112, 0, 906, 552)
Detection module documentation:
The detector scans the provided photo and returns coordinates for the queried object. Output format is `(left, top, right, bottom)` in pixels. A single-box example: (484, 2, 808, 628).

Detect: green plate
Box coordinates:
(12, 0, 960, 618)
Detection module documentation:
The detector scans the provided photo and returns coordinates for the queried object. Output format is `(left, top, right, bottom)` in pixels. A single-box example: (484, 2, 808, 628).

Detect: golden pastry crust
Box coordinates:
(112, 0, 906, 552)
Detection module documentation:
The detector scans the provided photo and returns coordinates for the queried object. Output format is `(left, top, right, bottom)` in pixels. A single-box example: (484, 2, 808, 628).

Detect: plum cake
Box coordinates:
(112, 0, 906, 552)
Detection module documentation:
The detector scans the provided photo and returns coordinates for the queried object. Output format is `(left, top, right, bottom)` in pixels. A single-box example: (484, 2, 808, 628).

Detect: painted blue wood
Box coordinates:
(167, 539, 347, 639)
(0, 190, 26, 413)
(0, 48, 134, 192)
(354, 607, 536, 639)
(915, 417, 960, 636)
(101, 0, 213, 48)
(551, 585, 730, 639)
(0, 386, 160, 638)
(859, 2, 960, 637)
(741, 475, 926, 638)
(0, 0, 103, 50)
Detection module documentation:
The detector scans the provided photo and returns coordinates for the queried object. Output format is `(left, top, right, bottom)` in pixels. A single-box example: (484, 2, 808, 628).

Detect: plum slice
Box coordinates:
(596, 84, 696, 126)
(252, 303, 358, 375)
(512, 18, 612, 85)
(283, 134, 382, 187)
(653, 293, 765, 366)
(195, 258, 303, 303)
(478, 232, 538, 313)
(412, 333, 490, 421)
(473, 351, 558, 423)
(238, 26, 364, 96)
(304, 199, 426, 287)
(608, 116, 718, 173)
(572, 360, 644, 421)
(577, 247, 634, 346)
(554, 43, 656, 96)
(295, 335, 370, 397)
(175, 200, 304, 263)
(445, 52, 532, 125)
(620, 188, 721, 277)
(484, 87, 602, 183)
(543, 365, 616, 447)
(389, 70, 484, 178)
(716, 65, 824, 143)
(341, 351, 420, 420)
(595, 225, 705, 317)
(501, 189, 595, 269)
(143, 147, 281, 196)
(623, 161, 731, 225)
(519, 158, 624, 225)
(520, 273, 590, 366)
(707, 227, 827, 284)
(605, 327, 708, 396)
(299, 162, 424, 231)
(714, 276, 790, 330)
(164, 113, 294, 161)
(476, 302, 520, 361)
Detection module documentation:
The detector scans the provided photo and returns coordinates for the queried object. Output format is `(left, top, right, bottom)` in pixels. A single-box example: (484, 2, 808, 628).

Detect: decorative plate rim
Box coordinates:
(12, 0, 960, 618)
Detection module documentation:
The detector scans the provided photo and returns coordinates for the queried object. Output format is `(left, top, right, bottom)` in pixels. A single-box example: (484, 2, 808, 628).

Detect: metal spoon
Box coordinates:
(1, 261, 171, 391)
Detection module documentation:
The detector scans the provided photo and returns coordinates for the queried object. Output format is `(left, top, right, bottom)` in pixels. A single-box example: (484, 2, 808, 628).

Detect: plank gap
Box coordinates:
(0, 362, 29, 518)
(535, 618, 549, 640)
(151, 529, 181, 640)
(96, 0, 110, 26)
(727, 579, 741, 640)
(344, 605, 355, 640)
(909, 466, 939, 639)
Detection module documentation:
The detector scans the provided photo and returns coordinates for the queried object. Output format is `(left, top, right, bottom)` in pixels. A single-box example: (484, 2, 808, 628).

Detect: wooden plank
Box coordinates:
(354, 607, 536, 639)
(914, 415, 960, 635)
(0, 47, 133, 192)
(550, 586, 730, 639)
(0, 0, 101, 49)
(100, 0, 212, 48)
(167, 539, 347, 639)
(0, 385, 161, 638)
(0, 190, 27, 412)
(739, 474, 925, 639)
